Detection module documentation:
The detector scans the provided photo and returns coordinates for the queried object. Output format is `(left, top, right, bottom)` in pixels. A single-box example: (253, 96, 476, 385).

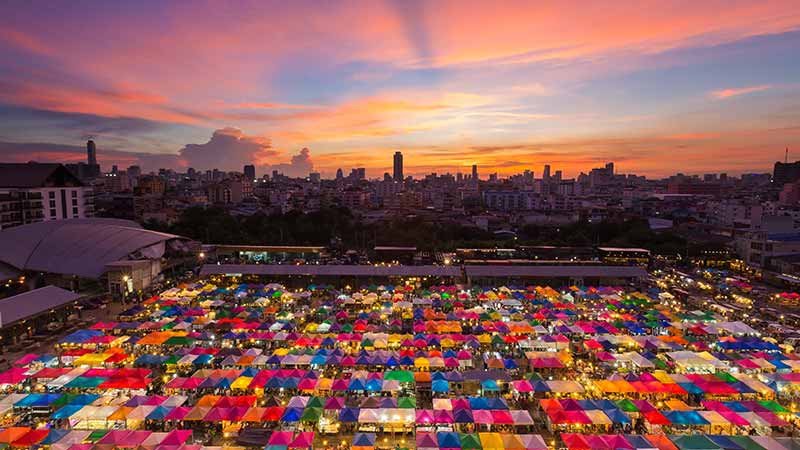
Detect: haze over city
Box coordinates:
(1, 0, 799, 178)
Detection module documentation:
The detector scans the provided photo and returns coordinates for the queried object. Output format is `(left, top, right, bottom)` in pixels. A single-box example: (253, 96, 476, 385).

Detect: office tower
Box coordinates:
(393, 151, 404, 182)
(243, 164, 256, 180)
(472, 164, 478, 181)
(309, 172, 321, 183)
(87, 140, 97, 166)
(605, 162, 614, 174)
(543, 164, 551, 181)
(336, 168, 344, 180)
(554, 170, 562, 181)
(774, 161, 800, 185)
(111, 165, 118, 174)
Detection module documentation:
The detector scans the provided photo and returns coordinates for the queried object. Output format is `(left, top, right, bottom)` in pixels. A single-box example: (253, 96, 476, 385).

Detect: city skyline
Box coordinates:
(1, 1, 799, 177)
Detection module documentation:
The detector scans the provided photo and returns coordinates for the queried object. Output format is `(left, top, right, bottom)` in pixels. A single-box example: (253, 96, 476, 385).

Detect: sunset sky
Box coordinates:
(0, 0, 799, 178)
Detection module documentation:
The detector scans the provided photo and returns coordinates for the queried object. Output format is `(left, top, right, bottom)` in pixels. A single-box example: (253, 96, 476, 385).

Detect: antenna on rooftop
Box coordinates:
(787, 147, 790, 164)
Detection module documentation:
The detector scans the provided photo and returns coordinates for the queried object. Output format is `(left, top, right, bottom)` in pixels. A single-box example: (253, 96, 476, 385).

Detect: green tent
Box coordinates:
(88, 430, 109, 442)
(727, 436, 767, 450)
(459, 433, 482, 450)
(616, 399, 639, 412)
(300, 407, 323, 422)
(385, 370, 414, 383)
(714, 372, 737, 383)
(670, 435, 722, 450)
(51, 394, 74, 409)
(163, 336, 194, 346)
(398, 397, 416, 409)
(758, 400, 789, 413)
(306, 397, 324, 408)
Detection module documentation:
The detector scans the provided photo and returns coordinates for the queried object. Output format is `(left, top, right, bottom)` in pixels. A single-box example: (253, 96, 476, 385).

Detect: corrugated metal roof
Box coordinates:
(464, 265, 646, 278)
(200, 264, 646, 279)
(200, 264, 461, 277)
(0, 219, 181, 278)
(0, 285, 81, 328)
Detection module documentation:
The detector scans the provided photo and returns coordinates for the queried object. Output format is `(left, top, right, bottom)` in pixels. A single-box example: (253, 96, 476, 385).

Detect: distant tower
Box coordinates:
(472, 164, 478, 181)
(87, 140, 97, 166)
(543, 164, 551, 181)
(243, 164, 256, 180)
(336, 168, 344, 180)
(393, 151, 404, 182)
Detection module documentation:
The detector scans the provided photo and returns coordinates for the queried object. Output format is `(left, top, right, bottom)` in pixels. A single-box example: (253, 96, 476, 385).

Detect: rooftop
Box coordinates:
(0, 285, 81, 328)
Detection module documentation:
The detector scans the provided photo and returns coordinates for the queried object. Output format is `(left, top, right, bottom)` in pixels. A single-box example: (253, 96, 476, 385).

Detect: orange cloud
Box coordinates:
(710, 85, 772, 99)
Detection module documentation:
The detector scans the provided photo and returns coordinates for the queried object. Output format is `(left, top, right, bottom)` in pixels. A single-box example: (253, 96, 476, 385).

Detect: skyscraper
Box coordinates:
(393, 151, 404, 182)
(543, 164, 551, 181)
(472, 164, 478, 181)
(87, 140, 97, 166)
(243, 164, 256, 180)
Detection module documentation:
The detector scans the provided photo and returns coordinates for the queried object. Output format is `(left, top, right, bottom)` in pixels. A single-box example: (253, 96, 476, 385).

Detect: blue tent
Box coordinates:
(147, 405, 173, 420)
(281, 407, 303, 422)
(438, 432, 462, 448)
(481, 380, 500, 392)
(353, 433, 376, 447)
(52, 404, 85, 419)
(365, 379, 382, 391)
(468, 397, 489, 410)
(339, 407, 360, 422)
(432, 379, 449, 392)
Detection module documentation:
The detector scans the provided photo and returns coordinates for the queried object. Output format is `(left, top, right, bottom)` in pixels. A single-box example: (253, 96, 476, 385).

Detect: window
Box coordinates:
(72, 207, 78, 215)
(72, 199, 77, 206)
(71, 191, 77, 198)
(50, 208, 56, 217)
(49, 191, 55, 199)
(49, 200, 56, 208)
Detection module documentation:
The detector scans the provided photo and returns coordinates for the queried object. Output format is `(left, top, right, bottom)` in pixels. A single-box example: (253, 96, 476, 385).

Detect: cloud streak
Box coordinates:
(710, 85, 772, 99)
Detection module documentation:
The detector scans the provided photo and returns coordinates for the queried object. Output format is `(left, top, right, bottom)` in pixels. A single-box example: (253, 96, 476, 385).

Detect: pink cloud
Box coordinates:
(710, 84, 772, 99)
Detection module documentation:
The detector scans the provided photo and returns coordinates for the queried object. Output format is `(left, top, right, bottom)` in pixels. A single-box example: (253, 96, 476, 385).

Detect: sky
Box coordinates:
(0, 0, 799, 179)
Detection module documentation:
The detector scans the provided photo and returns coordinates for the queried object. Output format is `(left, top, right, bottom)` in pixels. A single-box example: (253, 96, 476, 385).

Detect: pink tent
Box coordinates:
(164, 407, 192, 421)
(417, 432, 439, 450)
(161, 430, 192, 446)
(718, 411, 750, 427)
(473, 410, 494, 424)
(416, 409, 434, 424)
(268, 431, 294, 445)
(13, 354, 39, 366)
(289, 432, 315, 448)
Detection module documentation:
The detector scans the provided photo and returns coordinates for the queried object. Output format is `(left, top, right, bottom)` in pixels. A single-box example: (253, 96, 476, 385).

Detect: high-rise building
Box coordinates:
(243, 164, 256, 181)
(87, 140, 97, 166)
(554, 170, 562, 181)
(774, 161, 800, 185)
(393, 151, 404, 182)
(471, 164, 478, 181)
(336, 169, 344, 180)
(543, 165, 551, 181)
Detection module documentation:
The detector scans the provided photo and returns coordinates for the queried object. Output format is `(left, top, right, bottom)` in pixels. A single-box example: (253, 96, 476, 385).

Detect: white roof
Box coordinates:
(0, 219, 182, 278)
